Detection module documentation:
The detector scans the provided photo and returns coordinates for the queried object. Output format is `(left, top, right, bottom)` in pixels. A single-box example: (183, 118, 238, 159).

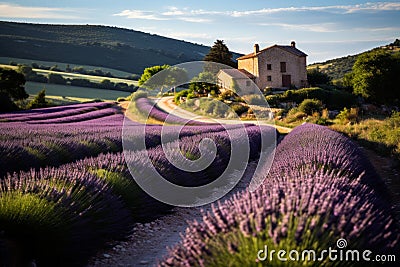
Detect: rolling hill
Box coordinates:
(0, 21, 242, 75)
(308, 40, 400, 81)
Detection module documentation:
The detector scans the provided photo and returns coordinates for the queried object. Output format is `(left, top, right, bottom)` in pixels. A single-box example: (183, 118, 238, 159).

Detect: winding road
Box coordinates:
(155, 96, 292, 133)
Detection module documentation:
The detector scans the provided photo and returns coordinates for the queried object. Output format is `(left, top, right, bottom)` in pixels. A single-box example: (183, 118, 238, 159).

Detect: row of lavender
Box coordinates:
(0, 101, 255, 176)
(0, 123, 257, 177)
(0, 102, 115, 122)
(160, 124, 399, 266)
(0, 128, 276, 265)
(1, 101, 278, 265)
(135, 97, 210, 125)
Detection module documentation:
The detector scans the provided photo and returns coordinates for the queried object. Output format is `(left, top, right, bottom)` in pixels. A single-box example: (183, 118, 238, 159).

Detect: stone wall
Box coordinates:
(238, 46, 307, 90)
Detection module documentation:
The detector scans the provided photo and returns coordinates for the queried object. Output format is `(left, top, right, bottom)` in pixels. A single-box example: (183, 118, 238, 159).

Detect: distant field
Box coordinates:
(33, 68, 139, 86)
(0, 63, 139, 86)
(0, 56, 132, 78)
(26, 81, 130, 101)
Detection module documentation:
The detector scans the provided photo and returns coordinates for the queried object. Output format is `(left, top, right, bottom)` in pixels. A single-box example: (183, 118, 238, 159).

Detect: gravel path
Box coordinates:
(155, 96, 292, 133)
(89, 163, 257, 267)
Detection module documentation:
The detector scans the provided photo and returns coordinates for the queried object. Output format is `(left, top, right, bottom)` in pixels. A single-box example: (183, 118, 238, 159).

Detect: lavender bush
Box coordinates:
(159, 124, 399, 267)
(0, 165, 132, 266)
(135, 97, 210, 125)
(0, 100, 278, 265)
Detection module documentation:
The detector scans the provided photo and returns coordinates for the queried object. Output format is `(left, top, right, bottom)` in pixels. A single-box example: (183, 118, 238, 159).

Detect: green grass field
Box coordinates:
(26, 82, 131, 102)
(0, 63, 138, 86)
(34, 69, 139, 86)
(0, 56, 132, 78)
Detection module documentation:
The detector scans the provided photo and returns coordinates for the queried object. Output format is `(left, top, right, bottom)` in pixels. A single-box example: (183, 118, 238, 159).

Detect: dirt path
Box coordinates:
(89, 163, 257, 267)
(156, 96, 292, 133)
(358, 146, 400, 219)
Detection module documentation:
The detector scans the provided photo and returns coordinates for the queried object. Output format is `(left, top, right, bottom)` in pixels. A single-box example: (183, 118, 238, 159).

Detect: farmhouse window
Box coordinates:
(267, 76, 272, 81)
(246, 81, 251, 86)
(280, 62, 286, 73)
(267, 64, 272, 70)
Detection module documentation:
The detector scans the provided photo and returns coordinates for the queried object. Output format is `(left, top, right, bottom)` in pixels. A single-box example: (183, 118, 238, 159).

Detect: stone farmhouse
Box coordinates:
(218, 41, 308, 92)
(217, 68, 257, 94)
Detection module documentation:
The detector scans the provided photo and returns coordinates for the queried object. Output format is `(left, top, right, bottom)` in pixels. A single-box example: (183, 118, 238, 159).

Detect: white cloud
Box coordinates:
(179, 17, 211, 23)
(114, 2, 400, 24)
(162, 6, 185, 16)
(343, 2, 400, 13)
(167, 32, 213, 40)
(258, 23, 340, 33)
(353, 26, 400, 32)
(0, 2, 82, 19)
(113, 10, 167, 20)
(228, 2, 400, 17)
(114, 7, 212, 23)
(301, 37, 396, 44)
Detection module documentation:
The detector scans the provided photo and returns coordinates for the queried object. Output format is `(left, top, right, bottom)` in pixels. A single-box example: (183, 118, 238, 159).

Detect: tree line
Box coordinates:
(308, 49, 400, 105)
(137, 40, 235, 99)
(17, 65, 138, 92)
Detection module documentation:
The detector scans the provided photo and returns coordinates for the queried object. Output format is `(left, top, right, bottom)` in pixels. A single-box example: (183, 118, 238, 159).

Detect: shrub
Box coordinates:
(47, 73, 66, 85)
(174, 89, 190, 104)
(242, 94, 265, 105)
(315, 117, 331, 125)
(27, 89, 47, 109)
(194, 98, 229, 118)
(186, 92, 196, 100)
(265, 94, 281, 106)
(336, 107, 359, 124)
(213, 102, 228, 117)
(203, 99, 217, 114)
(0, 92, 18, 112)
(128, 90, 148, 101)
(307, 69, 331, 86)
(298, 99, 323, 115)
(218, 90, 235, 101)
(230, 103, 248, 116)
(285, 108, 307, 123)
(268, 87, 356, 110)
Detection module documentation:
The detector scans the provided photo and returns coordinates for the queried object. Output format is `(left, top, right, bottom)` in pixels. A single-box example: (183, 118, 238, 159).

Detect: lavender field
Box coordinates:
(0, 100, 278, 265)
(0, 99, 398, 266)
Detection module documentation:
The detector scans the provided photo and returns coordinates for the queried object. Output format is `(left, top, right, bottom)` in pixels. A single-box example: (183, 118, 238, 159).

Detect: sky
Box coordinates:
(0, 0, 399, 63)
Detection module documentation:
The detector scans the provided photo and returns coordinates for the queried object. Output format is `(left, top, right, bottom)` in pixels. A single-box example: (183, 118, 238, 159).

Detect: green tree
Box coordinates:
(352, 50, 400, 104)
(307, 68, 331, 86)
(138, 65, 187, 94)
(160, 66, 188, 94)
(389, 39, 400, 47)
(189, 72, 219, 95)
(138, 65, 170, 86)
(50, 65, 60, 71)
(100, 79, 115, 90)
(0, 68, 28, 101)
(341, 72, 354, 91)
(18, 65, 33, 76)
(27, 89, 47, 109)
(48, 73, 66, 85)
(204, 40, 236, 72)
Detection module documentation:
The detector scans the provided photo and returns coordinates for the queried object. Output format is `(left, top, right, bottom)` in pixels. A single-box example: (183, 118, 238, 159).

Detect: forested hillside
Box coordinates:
(308, 39, 400, 81)
(0, 21, 241, 75)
